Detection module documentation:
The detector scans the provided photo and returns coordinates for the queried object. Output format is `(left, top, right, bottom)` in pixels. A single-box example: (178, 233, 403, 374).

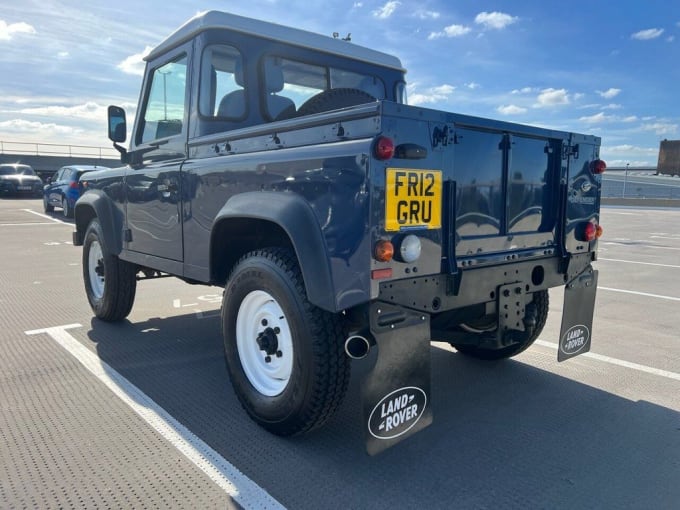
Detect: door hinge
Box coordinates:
(562, 143, 580, 160)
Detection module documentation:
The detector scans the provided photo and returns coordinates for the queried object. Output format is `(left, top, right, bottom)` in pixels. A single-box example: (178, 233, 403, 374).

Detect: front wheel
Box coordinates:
(222, 248, 349, 436)
(43, 196, 54, 213)
(82, 219, 137, 321)
(62, 197, 73, 218)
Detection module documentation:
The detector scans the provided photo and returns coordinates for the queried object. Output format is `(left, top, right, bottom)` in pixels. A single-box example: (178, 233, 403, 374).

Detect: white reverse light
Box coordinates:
(399, 235, 421, 263)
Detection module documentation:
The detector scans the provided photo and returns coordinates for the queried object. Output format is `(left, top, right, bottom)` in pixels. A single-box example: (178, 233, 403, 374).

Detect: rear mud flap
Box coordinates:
(361, 302, 432, 455)
(558, 266, 598, 361)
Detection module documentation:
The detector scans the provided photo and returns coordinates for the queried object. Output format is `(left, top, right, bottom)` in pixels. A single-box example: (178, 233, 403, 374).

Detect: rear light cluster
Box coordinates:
(374, 136, 394, 160)
(590, 159, 607, 175)
(582, 221, 604, 242)
(372, 235, 423, 279)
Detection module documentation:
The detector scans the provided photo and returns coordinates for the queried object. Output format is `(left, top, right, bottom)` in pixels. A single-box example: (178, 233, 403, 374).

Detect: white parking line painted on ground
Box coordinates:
(22, 208, 70, 224)
(535, 340, 680, 382)
(599, 287, 680, 302)
(25, 324, 285, 510)
(0, 222, 59, 226)
(601, 241, 680, 252)
(646, 245, 680, 251)
(598, 258, 680, 269)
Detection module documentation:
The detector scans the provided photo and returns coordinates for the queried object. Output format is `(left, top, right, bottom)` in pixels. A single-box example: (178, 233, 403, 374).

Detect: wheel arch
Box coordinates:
(73, 191, 123, 255)
(211, 192, 337, 312)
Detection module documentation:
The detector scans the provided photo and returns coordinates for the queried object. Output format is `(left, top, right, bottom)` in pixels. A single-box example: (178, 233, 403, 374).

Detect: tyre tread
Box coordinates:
(226, 247, 350, 435)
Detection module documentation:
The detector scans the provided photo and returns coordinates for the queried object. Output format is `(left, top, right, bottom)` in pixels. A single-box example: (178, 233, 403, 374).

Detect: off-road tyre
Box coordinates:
(222, 247, 350, 436)
(82, 218, 137, 321)
(296, 88, 376, 117)
(451, 290, 549, 360)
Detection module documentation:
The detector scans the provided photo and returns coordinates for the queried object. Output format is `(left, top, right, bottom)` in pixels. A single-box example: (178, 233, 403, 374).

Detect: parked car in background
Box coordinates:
(0, 163, 43, 197)
(43, 165, 108, 218)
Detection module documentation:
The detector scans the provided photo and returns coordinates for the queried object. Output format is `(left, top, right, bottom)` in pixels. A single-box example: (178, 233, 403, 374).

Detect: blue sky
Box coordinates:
(1, 0, 679, 167)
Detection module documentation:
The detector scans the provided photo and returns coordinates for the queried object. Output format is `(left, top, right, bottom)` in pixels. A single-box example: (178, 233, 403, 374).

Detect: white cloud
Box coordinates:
(414, 10, 439, 20)
(602, 103, 622, 110)
(621, 115, 638, 122)
(353, 2, 363, 7)
(428, 24, 471, 39)
(597, 87, 621, 99)
(0, 20, 36, 41)
(605, 144, 657, 154)
(0, 118, 79, 136)
(408, 83, 455, 105)
(18, 102, 108, 121)
(465, 82, 480, 90)
(117, 46, 153, 76)
(511, 87, 535, 95)
(631, 28, 664, 40)
(534, 88, 570, 107)
(373, 1, 400, 19)
(474, 12, 518, 30)
(57, 51, 70, 59)
(497, 104, 527, 115)
(640, 122, 678, 135)
(579, 112, 610, 123)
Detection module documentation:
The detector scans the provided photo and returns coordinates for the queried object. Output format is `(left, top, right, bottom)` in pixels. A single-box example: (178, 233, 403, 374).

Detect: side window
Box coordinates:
(199, 45, 245, 119)
(140, 55, 188, 144)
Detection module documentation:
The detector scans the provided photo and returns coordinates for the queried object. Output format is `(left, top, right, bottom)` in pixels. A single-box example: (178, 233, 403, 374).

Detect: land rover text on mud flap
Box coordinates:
(73, 11, 604, 455)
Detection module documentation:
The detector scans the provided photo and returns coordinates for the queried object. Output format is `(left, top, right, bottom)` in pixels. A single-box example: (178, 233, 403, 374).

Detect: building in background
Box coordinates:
(657, 139, 680, 177)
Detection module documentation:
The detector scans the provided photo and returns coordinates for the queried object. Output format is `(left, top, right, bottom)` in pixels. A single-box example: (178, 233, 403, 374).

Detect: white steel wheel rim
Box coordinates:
(236, 290, 293, 397)
(88, 240, 105, 300)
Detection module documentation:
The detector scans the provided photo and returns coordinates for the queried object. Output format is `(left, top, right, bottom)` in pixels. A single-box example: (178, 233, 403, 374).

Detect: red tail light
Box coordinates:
(591, 159, 606, 174)
(374, 136, 395, 160)
(69, 181, 79, 189)
(583, 222, 604, 242)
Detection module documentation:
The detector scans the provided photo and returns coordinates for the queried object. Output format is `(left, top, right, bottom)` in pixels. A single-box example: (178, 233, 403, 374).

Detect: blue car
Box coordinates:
(43, 165, 108, 218)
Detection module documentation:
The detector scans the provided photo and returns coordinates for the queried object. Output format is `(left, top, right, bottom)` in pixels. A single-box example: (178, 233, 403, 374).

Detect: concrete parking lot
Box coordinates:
(1, 197, 678, 509)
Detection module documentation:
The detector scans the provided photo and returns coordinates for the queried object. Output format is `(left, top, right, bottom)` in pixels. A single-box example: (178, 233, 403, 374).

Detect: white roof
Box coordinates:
(146, 10, 405, 72)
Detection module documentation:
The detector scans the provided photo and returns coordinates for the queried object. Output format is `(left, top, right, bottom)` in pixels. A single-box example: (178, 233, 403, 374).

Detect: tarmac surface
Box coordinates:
(1, 197, 678, 509)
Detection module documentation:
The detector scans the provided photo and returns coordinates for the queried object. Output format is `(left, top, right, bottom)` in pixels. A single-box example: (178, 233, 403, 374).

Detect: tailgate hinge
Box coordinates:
(562, 143, 580, 160)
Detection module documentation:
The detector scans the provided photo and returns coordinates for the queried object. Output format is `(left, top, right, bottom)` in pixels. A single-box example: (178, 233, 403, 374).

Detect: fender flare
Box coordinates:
(73, 191, 124, 256)
(212, 192, 337, 312)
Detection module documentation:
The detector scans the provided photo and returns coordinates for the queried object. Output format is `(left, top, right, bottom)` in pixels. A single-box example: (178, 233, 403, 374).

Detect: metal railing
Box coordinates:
(601, 171, 680, 200)
(0, 140, 119, 159)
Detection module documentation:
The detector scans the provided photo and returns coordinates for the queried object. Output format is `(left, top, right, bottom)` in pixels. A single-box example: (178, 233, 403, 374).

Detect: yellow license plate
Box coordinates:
(385, 169, 442, 231)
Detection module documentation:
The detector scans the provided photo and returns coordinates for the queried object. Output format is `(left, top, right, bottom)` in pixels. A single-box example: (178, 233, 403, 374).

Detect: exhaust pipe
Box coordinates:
(344, 333, 372, 360)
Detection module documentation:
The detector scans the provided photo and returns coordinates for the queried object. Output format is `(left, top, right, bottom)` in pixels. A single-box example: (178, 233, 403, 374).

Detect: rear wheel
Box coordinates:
(82, 219, 137, 321)
(222, 247, 349, 436)
(450, 290, 549, 360)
